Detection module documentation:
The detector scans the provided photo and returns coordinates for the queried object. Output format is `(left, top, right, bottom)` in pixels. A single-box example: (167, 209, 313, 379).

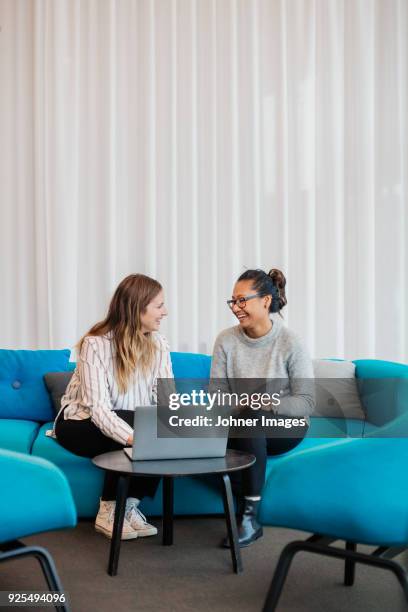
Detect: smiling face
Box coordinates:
(230, 280, 271, 330)
(140, 290, 168, 333)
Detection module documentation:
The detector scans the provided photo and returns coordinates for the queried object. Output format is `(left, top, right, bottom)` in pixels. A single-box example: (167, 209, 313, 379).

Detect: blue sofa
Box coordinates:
(1, 348, 406, 518)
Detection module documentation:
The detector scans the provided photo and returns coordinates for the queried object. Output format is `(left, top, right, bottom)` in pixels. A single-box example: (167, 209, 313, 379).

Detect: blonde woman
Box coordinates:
(53, 274, 173, 540)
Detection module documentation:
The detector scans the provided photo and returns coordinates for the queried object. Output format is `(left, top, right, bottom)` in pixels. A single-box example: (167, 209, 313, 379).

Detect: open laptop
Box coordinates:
(123, 406, 228, 461)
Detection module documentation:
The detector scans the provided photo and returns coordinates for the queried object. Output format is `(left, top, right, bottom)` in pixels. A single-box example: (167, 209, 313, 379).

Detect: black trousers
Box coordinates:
(55, 410, 160, 502)
(227, 417, 309, 498)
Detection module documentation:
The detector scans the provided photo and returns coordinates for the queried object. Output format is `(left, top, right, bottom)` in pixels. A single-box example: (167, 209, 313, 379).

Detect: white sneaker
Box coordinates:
(95, 500, 138, 540)
(125, 499, 158, 537)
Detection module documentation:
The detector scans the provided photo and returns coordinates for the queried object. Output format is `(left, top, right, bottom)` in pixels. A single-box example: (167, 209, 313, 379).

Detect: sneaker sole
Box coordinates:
(133, 527, 158, 537)
(95, 524, 139, 541)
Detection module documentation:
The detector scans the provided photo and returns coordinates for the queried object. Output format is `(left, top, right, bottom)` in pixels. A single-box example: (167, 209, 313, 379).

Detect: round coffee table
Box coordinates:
(92, 449, 255, 576)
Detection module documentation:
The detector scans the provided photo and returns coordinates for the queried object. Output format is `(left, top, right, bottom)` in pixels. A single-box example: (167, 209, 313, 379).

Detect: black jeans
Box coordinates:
(227, 417, 309, 498)
(55, 409, 160, 502)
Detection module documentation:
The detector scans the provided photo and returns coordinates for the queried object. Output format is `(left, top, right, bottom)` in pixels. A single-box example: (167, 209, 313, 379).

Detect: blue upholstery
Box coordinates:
(0, 449, 77, 543)
(140, 475, 224, 516)
(31, 423, 104, 517)
(0, 419, 40, 453)
(1, 347, 407, 521)
(259, 360, 408, 546)
(354, 359, 408, 425)
(259, 438, 408, 545)
(31, 422, 224, 517)
(0, 349, 71, 422)
(306, 417, 378, 438)
(170, 351, 211, 379)
(29, 352, 215, 517)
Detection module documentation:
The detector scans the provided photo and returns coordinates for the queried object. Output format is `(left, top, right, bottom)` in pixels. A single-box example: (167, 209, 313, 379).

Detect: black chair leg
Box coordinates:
(262, 541, 302, 612)
(263, 536, 408, 611)
(344, 541, 356, 586)
(0, 544, 69, 612)
(389, 561, 408, 603)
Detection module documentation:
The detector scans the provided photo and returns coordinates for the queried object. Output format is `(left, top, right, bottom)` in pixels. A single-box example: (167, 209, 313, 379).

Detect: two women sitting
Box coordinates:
(53, 268, 314, 546)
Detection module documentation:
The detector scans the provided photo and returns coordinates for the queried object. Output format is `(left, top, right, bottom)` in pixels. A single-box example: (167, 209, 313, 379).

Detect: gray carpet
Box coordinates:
(1, 518, 406, 612)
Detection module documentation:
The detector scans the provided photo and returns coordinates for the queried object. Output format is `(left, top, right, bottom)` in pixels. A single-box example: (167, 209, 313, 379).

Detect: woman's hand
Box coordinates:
(126, 435, 133, 446)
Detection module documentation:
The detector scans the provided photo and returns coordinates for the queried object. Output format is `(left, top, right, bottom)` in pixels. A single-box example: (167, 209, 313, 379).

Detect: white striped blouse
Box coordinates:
(55, 331, 174, 445)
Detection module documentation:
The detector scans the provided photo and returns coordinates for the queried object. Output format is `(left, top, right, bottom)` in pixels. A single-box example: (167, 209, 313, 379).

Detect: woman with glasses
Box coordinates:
(210, 268, 315, 548)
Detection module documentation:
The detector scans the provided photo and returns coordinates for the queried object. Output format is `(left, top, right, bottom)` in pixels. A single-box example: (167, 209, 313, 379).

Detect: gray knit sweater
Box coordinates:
(210, 317, 315, 417)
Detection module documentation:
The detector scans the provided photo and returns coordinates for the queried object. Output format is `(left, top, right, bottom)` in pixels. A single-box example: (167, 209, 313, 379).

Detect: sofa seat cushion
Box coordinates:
(140, 475, 226, 516)
(32, 423, 225, 517)
(31, 423, 352, 518)
(0, 419, 40, 453)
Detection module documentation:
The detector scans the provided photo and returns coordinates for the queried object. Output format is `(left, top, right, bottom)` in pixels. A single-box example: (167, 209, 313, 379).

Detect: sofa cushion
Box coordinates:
(32, 418, 377, 518)
(0, 349, 71, 422)
(313, 359, 365, 420)
(32, 423, 104, 518)
(32, 422, 224, 518)
(170, 352, 211, 379)
(0, 419, 40, 453)
(44, 370, 74, 415)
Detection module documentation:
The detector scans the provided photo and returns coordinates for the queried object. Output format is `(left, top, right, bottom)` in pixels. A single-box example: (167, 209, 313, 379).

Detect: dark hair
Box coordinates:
(237, 268, 287, 315)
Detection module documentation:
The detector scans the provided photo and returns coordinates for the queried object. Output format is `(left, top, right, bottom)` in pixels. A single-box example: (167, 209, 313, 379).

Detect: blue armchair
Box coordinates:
(0, 450, 77, 612)
(259, 360, 408, 610)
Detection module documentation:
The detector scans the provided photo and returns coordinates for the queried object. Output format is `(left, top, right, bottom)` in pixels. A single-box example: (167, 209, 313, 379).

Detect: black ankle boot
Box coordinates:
(222, 498, 263, 548)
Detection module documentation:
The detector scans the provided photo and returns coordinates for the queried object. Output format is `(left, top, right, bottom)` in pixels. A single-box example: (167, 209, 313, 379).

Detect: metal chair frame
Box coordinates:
(0, 540, 69, 612)
(263, 534, 408, 611)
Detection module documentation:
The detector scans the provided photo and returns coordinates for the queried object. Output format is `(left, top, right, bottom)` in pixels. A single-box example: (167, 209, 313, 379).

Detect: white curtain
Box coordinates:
(1, 0, 407, 361)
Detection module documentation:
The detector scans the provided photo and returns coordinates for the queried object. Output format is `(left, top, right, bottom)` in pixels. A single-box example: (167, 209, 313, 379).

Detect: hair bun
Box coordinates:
(267, 268, 287, 309)
(268, 268, 285, 288)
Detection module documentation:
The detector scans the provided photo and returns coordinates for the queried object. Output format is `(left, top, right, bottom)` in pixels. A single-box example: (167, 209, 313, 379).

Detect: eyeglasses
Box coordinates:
(226, 293, 262, 310)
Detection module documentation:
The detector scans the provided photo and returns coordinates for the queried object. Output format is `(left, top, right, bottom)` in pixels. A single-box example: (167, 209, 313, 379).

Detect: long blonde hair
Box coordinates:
(77, 274, 163, 394)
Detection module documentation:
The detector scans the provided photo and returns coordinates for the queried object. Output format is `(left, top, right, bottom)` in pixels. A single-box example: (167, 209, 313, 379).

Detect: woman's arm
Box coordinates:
(210, 335, 228, 379)
(79, 337, 134, 445)
(275, 337, 315, 417)
(209, 332, 240, 413)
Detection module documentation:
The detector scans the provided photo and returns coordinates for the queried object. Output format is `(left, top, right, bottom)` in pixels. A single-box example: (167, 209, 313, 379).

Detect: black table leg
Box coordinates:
(221, 473, 243, 574)
(108, 475, 130, 576)
(162, 476, 174, 546)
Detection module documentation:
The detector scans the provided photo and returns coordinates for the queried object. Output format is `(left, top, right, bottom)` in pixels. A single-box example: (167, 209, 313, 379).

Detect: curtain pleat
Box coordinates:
(0, 0, 407, 361)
